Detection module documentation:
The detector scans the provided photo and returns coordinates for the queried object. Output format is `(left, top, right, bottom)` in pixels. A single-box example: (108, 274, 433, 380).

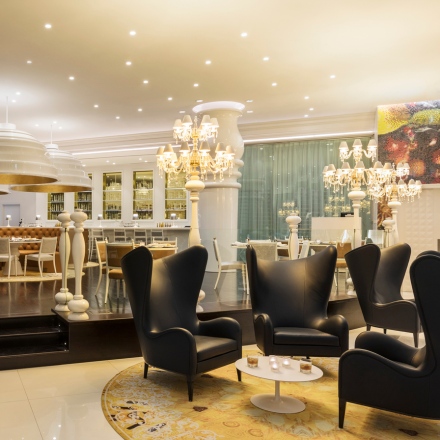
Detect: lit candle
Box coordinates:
(282, 358, 291, 368)
(270, 362, 280, 372)
(269, 355, 277, 364)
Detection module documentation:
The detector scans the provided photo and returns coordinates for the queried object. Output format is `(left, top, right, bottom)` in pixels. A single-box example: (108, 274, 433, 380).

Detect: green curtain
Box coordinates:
(238, 137, 373, 241)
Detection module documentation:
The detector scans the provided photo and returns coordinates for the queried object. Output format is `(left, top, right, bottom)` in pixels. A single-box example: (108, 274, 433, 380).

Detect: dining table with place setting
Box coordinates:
(3, 237, 42, 276)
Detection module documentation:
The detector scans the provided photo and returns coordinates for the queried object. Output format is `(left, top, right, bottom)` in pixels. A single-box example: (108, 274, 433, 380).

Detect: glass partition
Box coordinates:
(133, 170, 153, 219)
(103, 172, 122, 220)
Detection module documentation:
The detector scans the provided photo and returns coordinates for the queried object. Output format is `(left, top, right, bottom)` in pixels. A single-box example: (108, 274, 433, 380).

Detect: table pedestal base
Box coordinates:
(2, 258, 23, 276)
(250, 380, 306, 414)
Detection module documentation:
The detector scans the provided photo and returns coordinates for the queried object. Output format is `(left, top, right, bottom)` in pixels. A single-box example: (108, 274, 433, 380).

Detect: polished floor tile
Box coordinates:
(0, 369, 28, 403)
(0, 400, 43, 440)
(30, 392, 120, 440)
(18, 361, 120, 400)
(107, 356, 144, 372)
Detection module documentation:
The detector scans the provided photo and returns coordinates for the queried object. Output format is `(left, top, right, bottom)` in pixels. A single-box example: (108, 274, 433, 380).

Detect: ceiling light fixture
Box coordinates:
(196, 100, 203, 103)
(194, 83, 199, 87)
(44, 24, 52, 29)
(138, 108, 142, 112)
(246, 100, 253, 103)
(27, 60, 32, 64)
(116, 116, 120, 119)
(126, 61, 132, 66)
(129, 30, 136, 36)
(247, 110, 253, 113)
(205, 60, 211, 65)
(263, 57, 269, 61)
(309, 108, 314, 111)
(330, 75, 336, 79)
(168, 97, 173, 101)
(241, 32, 248, 37)
(0, 97, 58, 185)
(272, 82, 277, 86)
(69, 76, 75, 80)
(304, 96, 309, 100)
(94, 104, 99, 108)
(143, 80, 149, 84)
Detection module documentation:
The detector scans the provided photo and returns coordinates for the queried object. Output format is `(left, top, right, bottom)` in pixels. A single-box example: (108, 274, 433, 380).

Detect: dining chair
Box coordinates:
(104, 242, 134, 303)
(95, 238, 107, 294)
(0, 237, 14, 278)
(114, 228, 126, 242)
(298, 240, 310, 259)
(213, 237, 247, 291)
(334, 242, 352, 290)
(88, 228, 104, 260)
(24, 237, 57, 277)
(248, 241, 278, 261)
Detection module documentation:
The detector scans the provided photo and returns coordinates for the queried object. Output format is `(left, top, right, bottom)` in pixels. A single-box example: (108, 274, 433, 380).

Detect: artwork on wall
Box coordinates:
(377, 100, 440, 184)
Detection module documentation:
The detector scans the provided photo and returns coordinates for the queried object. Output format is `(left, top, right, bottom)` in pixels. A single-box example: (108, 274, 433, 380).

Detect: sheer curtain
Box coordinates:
(238, 137, 372, 241)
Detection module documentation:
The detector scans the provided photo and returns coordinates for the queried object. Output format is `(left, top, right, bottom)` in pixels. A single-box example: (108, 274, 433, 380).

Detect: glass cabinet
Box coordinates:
(165, 174, 187, 220)
(74, 173, 92, 218)
(48, 193, 65, 220)
(103, 172, 122, 220)
(133, 171, 153, 219)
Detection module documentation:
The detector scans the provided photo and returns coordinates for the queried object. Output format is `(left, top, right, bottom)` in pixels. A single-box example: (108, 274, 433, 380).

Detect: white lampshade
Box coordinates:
(0, 185, 9, 195)
(97, 214, 103, 220)
(10, 143, 92, 193)
(0, 123, 58, 185)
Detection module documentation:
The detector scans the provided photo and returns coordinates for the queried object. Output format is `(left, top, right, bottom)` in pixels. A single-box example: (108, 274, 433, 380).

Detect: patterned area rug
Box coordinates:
(0, 269, 78, 283)
(101, 348, 440, 439)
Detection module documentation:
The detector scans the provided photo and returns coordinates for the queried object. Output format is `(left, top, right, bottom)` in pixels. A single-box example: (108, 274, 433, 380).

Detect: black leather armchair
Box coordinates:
(345, 243, 421, 347)
(246, 245, 348, 357)
(339, 252, 440, 427)
(121, 245, 242, 401)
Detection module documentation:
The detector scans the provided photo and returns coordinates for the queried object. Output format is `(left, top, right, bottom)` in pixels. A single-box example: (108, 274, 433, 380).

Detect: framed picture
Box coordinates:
(377, 100, 440, 184)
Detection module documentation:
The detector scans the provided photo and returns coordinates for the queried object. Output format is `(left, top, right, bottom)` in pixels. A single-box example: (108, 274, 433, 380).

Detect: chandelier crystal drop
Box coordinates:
(156, 115, 235, 181)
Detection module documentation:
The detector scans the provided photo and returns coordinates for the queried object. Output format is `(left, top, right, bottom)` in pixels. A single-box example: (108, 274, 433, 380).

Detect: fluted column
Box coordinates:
(388, 197, 401, 245)
(67, 209, 89, 321)
(54, 210, 73, 311)
(193, 101, 245, 272)
(348, 189, 365, 249)
(382, 218, 395, 248)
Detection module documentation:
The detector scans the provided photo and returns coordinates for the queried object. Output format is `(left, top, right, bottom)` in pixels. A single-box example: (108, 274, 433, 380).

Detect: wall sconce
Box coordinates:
(5, 215, 11, 227)
(97, 214, 103, 228)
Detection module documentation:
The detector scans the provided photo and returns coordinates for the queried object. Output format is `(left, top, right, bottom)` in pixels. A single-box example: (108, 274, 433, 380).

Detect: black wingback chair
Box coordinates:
(246, 245, 348, 357)
(345, 243, 421, 347)
(339, 252, 440, 427)
(121, 245, 242, 401)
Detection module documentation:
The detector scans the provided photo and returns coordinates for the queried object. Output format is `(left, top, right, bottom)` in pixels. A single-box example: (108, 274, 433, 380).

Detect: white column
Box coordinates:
(54, 210, 73, 311)
(382, 218, 395, 248)
(348, 189, 365, 249)
(185, 173, 205, 247)
(193, 101, 245, 272)
(67, 208, 89, 321)
(286, 215, 301, 259)
(388, 197, 401, 244)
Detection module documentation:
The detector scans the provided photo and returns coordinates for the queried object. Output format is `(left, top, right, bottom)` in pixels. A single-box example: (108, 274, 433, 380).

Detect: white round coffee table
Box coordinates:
(235, 356, 323, 414)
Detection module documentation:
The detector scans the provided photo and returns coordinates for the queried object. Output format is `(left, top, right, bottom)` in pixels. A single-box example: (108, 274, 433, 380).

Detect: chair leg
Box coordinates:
(24, 256, 27, 276)
(414, 332, 419, 348)
(187, 376, 194, 402)
(8, 257, 11, 278)
(383, 329, 387, 334)
(143, 363, 149, 379)
(339, 399, 346, 428)
(236, 368, 242, 382)
(95, 271, 103, 295)
(38, 259, 43, 277)
(53, 256, 57, 274)
(122, 280, 126, 298)
(104, 273, 110, 303)
(116, 280, 120, 299)
(214, 267, 222, 289)
(366, 324, 371, 331)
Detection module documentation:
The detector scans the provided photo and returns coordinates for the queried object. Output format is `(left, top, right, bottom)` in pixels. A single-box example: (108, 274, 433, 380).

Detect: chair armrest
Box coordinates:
(254, 313, 274, 353)
(374, 300, 418, 315)
(355, 331, 421, 367)
(314, 315, 349, 352)
(199, 317, 242, 342)
(340, 348, 424, 379)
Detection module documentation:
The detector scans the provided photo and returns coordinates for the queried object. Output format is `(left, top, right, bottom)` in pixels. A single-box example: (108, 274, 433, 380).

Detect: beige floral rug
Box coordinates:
(101, 349, 440, 439)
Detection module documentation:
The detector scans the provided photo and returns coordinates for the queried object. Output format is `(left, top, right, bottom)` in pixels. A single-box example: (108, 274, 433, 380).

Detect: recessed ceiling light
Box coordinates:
(58, 126, 62, 129)
(52, 120, 57, 124)
(126, 61, 132, 66)
(82, 164, 86, 167)
(168, 97, 173, 101)
(139, 158, 142, 160)
(129, 30, 136, 36)
(304, 114, 309, 118)
(16, 92, 21, 95)
(69, 76, 75, 80)
(205, 60, 211, 65)
(35, 124, 39, 127)
(246, 99, 253, 103)
(112, 162, 116, 165)
(196, 99, 203, 103)
(263, 57, 269, 61)
(94, 104, 99, 108)
(179, 110, 185, 114)
(116, 116, 120, 119)
(241, 32, 248, 37)
(27, 60, 32, 64)
(143, 80, 149, 84)
(138, 108, 142, 112)
(304, 96, 309, 100)
(44, 24, 52, 29)
(247, 110, 253, 113)
(144, 160, 148, 163)
(194, 83, 199, 87)
(309, 107, 314, 111)
(330, 74, 336, 79)
(11, 99, 16, 103)
(272, 82, 277, 86)
(106, 160, 109, 163)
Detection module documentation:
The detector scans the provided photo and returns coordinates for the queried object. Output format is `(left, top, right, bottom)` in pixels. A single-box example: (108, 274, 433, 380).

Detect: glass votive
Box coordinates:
(300, 358, 312, 374)
(247, 355, 259, 368)
(269, 355, 278, 364)
(282, 358, 291, 368)
(270, 361, 280, 372)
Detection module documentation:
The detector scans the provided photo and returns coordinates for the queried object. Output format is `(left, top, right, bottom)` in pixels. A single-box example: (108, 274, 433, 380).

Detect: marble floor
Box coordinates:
(0, 327, 425, 440)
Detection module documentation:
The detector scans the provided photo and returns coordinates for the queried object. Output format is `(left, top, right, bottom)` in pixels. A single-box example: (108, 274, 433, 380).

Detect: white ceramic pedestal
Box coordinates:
(286, 215, 301, 260)
(54, 210, 73, 311)
(67, 209, 89, 321)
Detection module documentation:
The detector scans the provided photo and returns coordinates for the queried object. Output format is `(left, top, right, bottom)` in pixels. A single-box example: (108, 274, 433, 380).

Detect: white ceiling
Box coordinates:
(2, 0, 440, 166)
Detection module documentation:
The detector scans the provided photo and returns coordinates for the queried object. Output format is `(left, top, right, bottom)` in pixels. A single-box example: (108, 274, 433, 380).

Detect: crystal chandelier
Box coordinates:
(156, 114, 235, 181)
(278, 201, 300, 217)
(323, 139, 378, 192)
(367, 161, 422, 202)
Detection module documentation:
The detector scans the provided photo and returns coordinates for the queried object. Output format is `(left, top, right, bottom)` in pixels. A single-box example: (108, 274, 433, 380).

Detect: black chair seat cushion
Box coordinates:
(194, 335, 238, 362)
(274, 327, 340, 346)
